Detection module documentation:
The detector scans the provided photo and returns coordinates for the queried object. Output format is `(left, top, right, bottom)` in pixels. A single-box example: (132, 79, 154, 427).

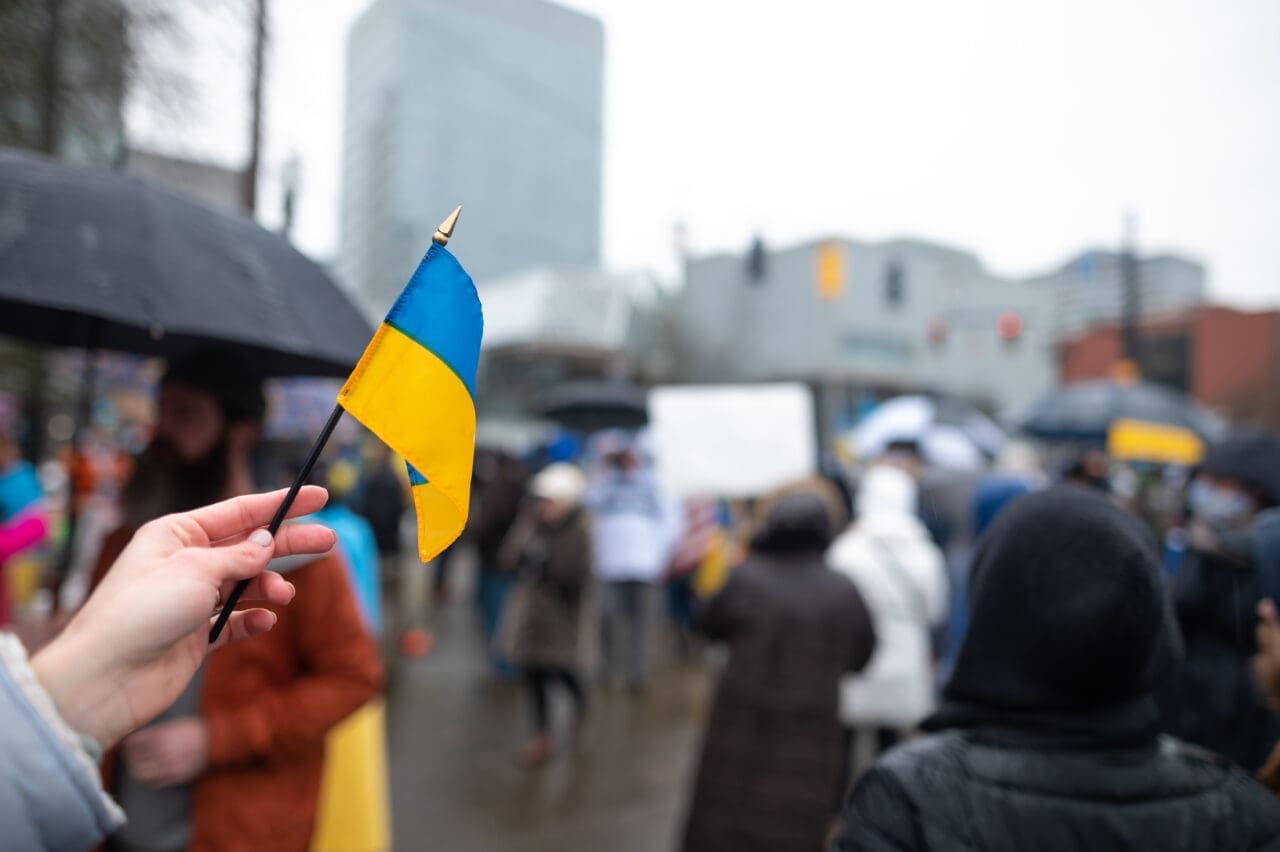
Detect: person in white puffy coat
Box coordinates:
(829, 464, 948, 761)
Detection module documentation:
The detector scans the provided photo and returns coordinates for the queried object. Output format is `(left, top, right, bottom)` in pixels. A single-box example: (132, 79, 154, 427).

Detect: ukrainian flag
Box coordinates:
(338, 242, 483, 561)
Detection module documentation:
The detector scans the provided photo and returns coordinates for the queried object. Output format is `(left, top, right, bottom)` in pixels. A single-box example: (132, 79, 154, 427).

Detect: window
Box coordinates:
(884, 261, 905, 308)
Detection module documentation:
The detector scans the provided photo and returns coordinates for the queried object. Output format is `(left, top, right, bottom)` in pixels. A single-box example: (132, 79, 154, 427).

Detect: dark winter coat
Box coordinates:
(495, 508, 595, 671)
(354, 463, 406, 556)
(836, 485, 1280, 851)
(683, 488, 876, 852)
(474, 461, 527, 570)
(1161, 545, 1280, 772)
(838, 729, 1280, 852)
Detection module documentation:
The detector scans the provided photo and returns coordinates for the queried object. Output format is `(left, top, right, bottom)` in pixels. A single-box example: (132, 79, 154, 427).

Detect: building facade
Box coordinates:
(476, 266, 659, 421)
(337, 0, 604, 319)
(123, 149, 241, 212)
(672, 237, 1058, 424)
(1025, 250, 1206, 340)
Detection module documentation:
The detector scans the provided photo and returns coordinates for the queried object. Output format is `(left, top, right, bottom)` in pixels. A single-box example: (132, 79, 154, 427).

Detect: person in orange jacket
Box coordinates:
(89, 348, 383, 852)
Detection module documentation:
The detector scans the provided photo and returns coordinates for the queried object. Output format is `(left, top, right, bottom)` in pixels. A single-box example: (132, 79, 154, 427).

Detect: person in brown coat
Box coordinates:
(682, 480, 877, 852)
(496, 462, 595, 767)
(89, 348, 383, 852)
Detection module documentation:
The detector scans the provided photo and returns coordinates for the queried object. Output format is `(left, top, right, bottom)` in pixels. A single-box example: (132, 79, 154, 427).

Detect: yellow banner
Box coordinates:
(1107, 418, 1203, 465)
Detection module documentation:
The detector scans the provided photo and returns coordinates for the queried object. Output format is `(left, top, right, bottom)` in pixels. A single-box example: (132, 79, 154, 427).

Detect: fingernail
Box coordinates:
(249, 529, 274, 547)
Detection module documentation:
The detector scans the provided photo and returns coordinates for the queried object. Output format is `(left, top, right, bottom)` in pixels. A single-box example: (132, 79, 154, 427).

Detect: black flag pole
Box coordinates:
(208, 403, 343, 643)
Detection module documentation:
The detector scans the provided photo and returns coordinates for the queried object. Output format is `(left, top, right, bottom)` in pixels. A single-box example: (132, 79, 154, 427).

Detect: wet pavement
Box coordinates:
(385, 557, 712, 851)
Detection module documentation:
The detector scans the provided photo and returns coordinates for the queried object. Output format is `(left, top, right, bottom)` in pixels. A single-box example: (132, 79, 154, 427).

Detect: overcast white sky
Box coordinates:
(129, 0, 1280, 306)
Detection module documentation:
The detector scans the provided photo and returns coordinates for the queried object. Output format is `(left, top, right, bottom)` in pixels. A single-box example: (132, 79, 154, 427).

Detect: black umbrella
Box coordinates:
(542, 379, 648, 432)
(1201, 432, 1280, 506)
(0, 147, 373, 598)
(1018, 379, 1224, 443)
(0, 147, 371, 376)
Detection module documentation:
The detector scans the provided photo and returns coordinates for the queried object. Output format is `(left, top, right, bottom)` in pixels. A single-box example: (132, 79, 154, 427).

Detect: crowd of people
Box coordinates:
(458, 421, 1280, 850)
(3, 351, 1280, 850)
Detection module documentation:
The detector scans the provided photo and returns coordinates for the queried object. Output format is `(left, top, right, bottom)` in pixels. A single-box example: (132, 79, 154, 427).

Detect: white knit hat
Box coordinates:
(530, 462, 587, 508)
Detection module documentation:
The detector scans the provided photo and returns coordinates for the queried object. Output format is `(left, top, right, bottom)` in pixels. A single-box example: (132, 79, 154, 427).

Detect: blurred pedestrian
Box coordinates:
(351, 444, 410, 635)
(495, 463, 594, 767)
(665, 496, 722, 660)
(352, 444, 407, 565)
(473, 449, 528, 677)
(829, 465, 947, 764)
(682, 480, 875, 852)
(307, 462, 392, 852)
(1160, 433, 1280, 771)
(971, 442, 1044, 539)
(0, 430, 46, 625)
(584, 433, 677, 692)
(1062, 446, 1110, 491)
(939, 442, 1043, 681)
(89, 348, 382, 852)
(1255, 599, 1280, 795)
(0, 486, 332, 852)
(834, 485, 1280, 851)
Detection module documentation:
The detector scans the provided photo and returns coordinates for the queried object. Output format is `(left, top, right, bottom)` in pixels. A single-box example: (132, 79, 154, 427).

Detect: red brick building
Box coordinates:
(1060, 306, 1280, 431)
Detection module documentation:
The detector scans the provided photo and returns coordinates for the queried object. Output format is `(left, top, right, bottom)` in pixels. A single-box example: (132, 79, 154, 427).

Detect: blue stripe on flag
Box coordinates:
(385, 244, 483, 398)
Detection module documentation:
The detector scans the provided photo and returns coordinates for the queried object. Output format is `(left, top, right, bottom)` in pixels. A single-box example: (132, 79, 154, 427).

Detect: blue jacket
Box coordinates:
(0, 634, 124, 849)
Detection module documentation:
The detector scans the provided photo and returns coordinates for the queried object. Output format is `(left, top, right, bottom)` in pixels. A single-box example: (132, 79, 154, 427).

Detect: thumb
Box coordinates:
(194, 528, 277, 586)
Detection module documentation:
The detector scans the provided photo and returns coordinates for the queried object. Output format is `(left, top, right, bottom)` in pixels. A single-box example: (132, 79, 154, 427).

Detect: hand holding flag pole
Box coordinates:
(210, 206, 479, 643)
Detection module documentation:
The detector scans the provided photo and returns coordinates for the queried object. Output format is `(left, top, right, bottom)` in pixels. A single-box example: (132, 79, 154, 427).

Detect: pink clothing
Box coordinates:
(0, 513, 46, 563)
(0, 512, 47, 625)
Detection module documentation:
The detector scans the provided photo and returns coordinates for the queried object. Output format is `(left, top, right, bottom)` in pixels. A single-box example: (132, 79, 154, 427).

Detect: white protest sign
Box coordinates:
(649, 383, 816, 499)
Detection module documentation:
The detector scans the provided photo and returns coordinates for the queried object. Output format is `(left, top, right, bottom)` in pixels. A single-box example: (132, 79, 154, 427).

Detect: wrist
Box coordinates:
(30, 623, 126, 750)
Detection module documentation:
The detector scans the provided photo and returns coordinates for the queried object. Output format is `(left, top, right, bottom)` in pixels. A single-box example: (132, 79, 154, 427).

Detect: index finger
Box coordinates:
(183, 486, 329, 543)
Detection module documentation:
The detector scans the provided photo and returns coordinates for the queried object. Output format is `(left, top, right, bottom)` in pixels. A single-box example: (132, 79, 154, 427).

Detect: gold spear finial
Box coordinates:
(432, 205, 462, 246)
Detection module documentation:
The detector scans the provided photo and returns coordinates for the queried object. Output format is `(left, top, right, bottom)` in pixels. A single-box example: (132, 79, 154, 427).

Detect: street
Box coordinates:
(386, 557, 711, 851)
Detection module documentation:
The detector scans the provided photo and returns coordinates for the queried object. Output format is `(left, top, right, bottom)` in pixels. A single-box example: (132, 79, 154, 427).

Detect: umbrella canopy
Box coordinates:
(541, 379, 648, 433)
(0, 147, 371, 377)
(1018, 380, 1224, 443)
(849, 395, 1005, 471)
(1201, 432, 1280, 505)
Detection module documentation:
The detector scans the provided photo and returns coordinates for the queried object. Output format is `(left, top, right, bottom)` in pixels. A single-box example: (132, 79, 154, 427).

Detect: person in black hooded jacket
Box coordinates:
(834, 485, 1280, 852)
(1160, 433, 1280, 773)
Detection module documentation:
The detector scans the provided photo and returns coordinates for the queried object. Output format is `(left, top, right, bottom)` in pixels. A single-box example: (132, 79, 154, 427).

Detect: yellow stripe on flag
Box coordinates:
(338, 323, 475, 560)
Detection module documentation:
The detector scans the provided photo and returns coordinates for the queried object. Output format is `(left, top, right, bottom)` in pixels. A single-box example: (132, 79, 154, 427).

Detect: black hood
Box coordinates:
(931, 485, 1183, 743)
(751, 488, 838, 555)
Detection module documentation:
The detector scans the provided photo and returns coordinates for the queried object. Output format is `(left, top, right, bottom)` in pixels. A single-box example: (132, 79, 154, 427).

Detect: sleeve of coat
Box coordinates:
(204, 554, 384, 767)
(0, 634, 124, 849)
(545, 519, 592, 591)
(845, 582, 878, 674)
(832, 764, 923, 851)
(496, 510, 537, 574)
(922, 548, 950, 628)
